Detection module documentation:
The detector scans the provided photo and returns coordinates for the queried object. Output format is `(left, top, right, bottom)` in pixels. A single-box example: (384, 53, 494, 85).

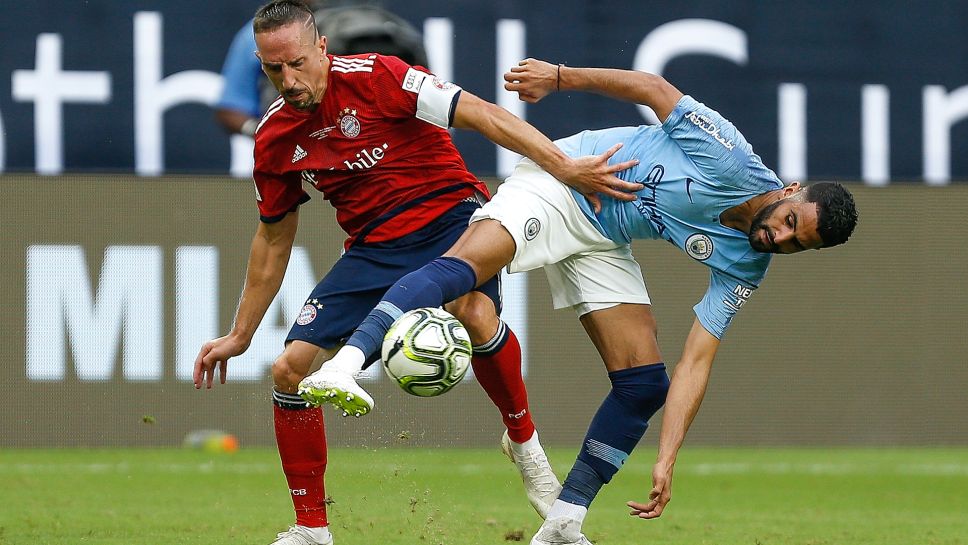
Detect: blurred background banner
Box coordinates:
(2, 175, 967, 447)
(0, 0, 967, 181)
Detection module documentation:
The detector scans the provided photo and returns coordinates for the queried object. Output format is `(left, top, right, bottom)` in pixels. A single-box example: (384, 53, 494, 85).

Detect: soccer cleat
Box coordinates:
(502, 430, 562, 519)
(530, 517, 593, 545)
(298, 368, 374, 417)
(271, 525, 334, 545)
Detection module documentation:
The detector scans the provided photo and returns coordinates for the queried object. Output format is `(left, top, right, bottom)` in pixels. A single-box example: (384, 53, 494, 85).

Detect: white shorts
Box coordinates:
(470, 159, 651, 316)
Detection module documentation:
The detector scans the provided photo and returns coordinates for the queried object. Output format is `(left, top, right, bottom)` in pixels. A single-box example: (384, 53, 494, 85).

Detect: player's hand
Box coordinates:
(193, 335, 249, 389)
(503, 58, 558, 103)
(627, 462, 673, 519)
(558, 143, 642, 212)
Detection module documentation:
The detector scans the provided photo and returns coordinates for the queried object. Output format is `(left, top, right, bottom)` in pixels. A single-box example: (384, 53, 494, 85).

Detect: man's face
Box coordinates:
(748, 189, 824, 254)
(255, 20, 327, 110)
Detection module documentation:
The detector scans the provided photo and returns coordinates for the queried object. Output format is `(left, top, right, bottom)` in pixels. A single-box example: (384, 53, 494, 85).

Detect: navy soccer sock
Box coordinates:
(558, 363, 670, 508)
(347, 256, 477, 360)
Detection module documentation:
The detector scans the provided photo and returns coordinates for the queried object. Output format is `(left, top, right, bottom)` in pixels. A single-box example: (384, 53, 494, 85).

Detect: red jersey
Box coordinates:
(252, 54, 489, 248)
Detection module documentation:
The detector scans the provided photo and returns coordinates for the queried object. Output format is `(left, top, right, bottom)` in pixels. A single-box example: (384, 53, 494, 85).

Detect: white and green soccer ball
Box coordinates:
(382, 307, 472, 397)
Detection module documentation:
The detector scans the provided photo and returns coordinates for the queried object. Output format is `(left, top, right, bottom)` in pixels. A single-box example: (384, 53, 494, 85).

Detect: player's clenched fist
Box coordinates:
(503, 58, 559, 103)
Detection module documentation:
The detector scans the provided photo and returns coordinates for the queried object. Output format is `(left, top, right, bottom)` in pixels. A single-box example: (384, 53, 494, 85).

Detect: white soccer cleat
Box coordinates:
(271, 525, 334, 545)
(298, 367, 374, 417)
(502, 430, 562, 519)
(530, 517, 593, 545)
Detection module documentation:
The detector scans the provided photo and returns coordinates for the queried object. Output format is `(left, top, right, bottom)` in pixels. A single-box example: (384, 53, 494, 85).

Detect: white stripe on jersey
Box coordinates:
(256, 97, 285, 133)
(331, 57, 375, 73)
(332, 56, 375, 67)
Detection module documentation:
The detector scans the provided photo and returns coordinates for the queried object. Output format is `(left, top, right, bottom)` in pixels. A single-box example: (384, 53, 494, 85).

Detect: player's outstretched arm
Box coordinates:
(193, 210, 300, 389)
(504, 58, 684, 123)
(451, 90, 642, 211)
(628, 318, 720, 519)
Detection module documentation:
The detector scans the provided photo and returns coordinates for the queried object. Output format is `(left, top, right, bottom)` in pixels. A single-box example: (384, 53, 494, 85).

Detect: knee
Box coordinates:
(446, 292, 499, 345)
(272, 354, 307, 392)
(610, 364, 670, 414)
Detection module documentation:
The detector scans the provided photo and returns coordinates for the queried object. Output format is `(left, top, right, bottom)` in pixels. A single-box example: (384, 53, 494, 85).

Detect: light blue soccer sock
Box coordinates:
(558, 363, 670, 508)
(347, 257, 477, 360)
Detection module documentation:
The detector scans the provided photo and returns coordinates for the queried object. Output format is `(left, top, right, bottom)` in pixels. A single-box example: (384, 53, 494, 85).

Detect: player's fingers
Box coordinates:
(205, 360, 216, 389)
(604, 174, 644, 192)
(218, 360, 228, 385)
(598, 142, 625, 161)
(601, 188, 638, 202)
(606, 158, 640, 173)
(585, 192, 602, 213)
(192, 346, 210, 389)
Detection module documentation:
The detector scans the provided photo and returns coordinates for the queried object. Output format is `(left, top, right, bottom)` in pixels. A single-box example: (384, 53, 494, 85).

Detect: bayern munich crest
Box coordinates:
(685, 233, 714, 261)
(296, 299, 322, 325)
(338, 108, 361, 138)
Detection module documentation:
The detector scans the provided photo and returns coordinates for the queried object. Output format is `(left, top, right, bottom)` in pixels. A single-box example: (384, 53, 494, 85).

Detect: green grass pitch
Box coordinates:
(1, 447, 966, 544)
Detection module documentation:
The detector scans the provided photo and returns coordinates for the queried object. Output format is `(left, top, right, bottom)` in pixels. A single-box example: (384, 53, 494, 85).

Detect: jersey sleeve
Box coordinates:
(374, 55, 462, 128)
(693, 270, 757, 339)
(661, 95, 769, 190)
(252, 169, 310, 223)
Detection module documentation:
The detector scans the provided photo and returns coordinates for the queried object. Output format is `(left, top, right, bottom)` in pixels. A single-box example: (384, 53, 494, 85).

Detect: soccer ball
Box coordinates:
(381, 307, 472, 397)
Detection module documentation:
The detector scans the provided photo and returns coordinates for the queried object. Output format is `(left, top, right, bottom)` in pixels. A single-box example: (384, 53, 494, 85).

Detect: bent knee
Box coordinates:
(272, 355, 309, 392)
(446, 292, 499, 344)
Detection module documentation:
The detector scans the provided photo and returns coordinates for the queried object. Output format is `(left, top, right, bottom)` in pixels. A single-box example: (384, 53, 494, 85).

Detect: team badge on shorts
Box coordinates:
(524, 218, 541, 240)
(685, 233, 714, 261)
(296, 299, 322, 326)
(338, 108, 361, 138)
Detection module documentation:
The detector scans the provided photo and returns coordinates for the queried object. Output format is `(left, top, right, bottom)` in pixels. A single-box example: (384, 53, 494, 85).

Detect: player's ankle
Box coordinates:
(324, 346, 366, 375)
(510, 429, 541, 455)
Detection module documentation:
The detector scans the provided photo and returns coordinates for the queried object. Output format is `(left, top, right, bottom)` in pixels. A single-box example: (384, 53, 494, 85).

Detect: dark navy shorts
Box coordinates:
(286, 201, 501, 350)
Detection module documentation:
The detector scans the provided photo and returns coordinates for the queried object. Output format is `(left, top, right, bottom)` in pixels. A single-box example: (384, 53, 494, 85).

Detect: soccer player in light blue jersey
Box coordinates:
(300, 58, 857, 545)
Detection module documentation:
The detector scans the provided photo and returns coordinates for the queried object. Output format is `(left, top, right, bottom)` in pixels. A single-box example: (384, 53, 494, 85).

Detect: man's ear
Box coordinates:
(318, 35, 327, 56)
(783, 181, 802, 198)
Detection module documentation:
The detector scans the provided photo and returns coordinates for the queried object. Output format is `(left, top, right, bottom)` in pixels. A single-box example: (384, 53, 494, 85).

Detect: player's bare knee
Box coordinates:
(271, 355, 306, 392)
(446, 293, 498, 345)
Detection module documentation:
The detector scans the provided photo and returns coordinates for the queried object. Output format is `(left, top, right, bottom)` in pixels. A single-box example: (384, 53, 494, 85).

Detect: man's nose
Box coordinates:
(282, 66, 296, 89)
(773, 225, 793, 244)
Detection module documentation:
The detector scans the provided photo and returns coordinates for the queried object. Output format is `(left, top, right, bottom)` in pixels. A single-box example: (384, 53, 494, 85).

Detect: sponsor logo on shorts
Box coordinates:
(685, 233, 714, 261)
(524, 218, 541, 240)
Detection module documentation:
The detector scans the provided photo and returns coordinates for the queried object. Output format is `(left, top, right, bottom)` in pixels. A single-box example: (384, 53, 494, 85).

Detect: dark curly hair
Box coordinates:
(804, 182, 857, 248)
(254, 0, 316, 34)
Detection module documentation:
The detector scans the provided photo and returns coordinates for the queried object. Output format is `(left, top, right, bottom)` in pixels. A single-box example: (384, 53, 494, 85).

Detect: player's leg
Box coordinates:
(299, 217, 517, 405)
(446, 279, 559, 519)
(269, 340, 336, 545)
(271, 247, 411, 545)
(532, 250, 668, 545)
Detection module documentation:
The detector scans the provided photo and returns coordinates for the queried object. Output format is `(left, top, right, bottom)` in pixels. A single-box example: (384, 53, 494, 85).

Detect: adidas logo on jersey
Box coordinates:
(291, 145, 307, 163)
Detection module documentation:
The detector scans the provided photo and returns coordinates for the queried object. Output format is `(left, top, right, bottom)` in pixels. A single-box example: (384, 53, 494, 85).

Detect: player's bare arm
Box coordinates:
(505, 58, 684, 123)
(450, 90, 642, 212)
(627, 318, 720, 519)
(193, 209, 300, 389)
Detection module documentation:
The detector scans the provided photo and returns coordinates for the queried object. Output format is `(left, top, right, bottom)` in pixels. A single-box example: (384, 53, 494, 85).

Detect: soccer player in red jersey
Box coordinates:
(192, 2, 641, 544)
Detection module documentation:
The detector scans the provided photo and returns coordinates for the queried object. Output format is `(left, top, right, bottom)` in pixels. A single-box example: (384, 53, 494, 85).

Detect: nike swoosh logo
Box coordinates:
(685, 178, 695, 204)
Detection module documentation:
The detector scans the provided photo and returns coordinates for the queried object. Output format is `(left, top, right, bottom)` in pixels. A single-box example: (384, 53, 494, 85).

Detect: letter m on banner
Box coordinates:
(26, 245, 163, 381)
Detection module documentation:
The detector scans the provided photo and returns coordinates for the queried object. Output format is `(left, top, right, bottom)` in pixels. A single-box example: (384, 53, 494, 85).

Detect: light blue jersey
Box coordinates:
(555, 95, 783, 339)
